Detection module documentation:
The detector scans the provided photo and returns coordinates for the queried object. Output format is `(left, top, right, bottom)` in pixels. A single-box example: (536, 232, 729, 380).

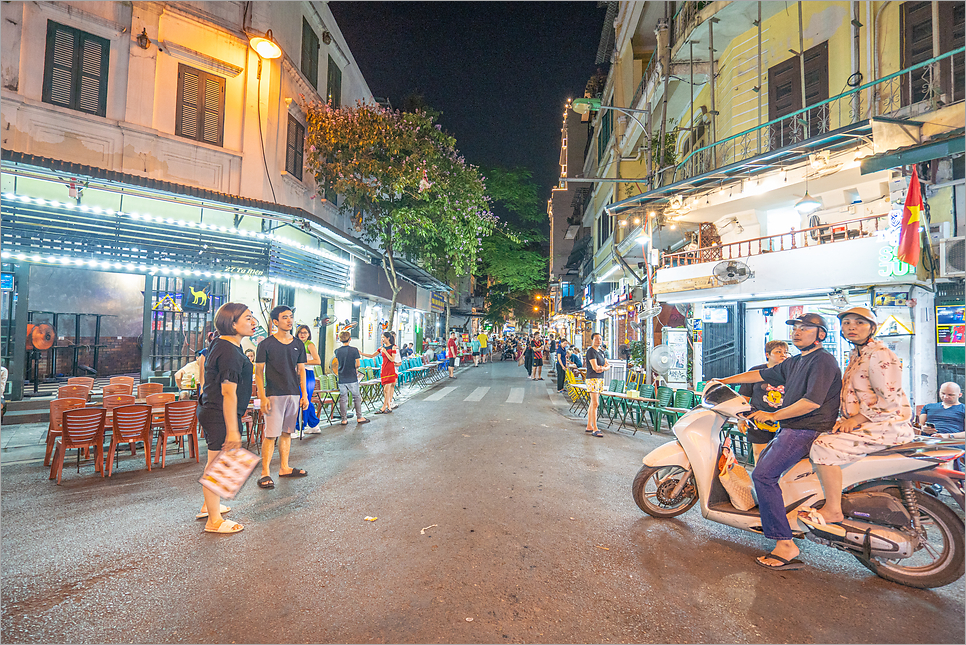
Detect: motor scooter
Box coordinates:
(632, 382, 965, 588)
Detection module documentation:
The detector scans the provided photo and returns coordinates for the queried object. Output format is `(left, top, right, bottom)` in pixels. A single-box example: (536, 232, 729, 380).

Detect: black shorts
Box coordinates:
(747, 424, 777, 445)
(198, 406, 242, 452)
(533, 357, 543, 367)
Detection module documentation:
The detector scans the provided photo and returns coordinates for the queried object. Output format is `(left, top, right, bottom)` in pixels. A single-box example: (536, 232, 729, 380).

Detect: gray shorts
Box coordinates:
(263, 395, 300, 438)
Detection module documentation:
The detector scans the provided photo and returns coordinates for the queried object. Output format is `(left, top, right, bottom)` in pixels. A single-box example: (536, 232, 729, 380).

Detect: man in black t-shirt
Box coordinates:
(254, 306, 309, 489)
(334, 330, 369, 426)
(719, 314, 842, 571)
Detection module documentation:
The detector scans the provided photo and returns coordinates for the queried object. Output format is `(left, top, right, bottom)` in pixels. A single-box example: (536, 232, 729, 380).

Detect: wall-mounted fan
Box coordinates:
(649, 344, 674, 380)
(712, 260, 753, 285)
(640, 298, 663, 319)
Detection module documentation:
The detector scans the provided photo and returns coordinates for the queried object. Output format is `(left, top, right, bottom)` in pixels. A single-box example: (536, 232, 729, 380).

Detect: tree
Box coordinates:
(303, 102, 494, 326)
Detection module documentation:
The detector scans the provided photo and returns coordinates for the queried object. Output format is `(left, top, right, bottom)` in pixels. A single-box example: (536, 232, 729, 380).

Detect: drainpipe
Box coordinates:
(851, 1, 861, 118)
(708, 17, 718, 161)
(865, 0, 873, 115)
(798, 1, 807, 138)
(873, 2, 892, 84)
(655, 7, 671, 187)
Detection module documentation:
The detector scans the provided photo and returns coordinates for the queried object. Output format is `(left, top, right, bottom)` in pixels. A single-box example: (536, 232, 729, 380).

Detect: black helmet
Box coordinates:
(786, 313, 828, 344)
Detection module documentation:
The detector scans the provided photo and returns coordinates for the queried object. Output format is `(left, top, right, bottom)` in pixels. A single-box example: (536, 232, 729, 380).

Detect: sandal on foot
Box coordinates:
(357, 418, 371, 424)
(340, 420, 349, 426)
(279, 468, 308, 478)
(591, 431, 604, 437)
(257, 476, 275, 489)
(204, 520, 244, 534)
(755, 553, 805, 570)
(196, 504, 231, 519)
(797, 508, 846, 537)
(585, 428, 594, 433)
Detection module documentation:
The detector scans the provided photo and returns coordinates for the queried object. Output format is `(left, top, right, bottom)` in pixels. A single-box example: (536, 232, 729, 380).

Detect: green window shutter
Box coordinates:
(43, 20, 109, 116)
(326, 55, 341, 107)
(176, 64, 225, 147)
(301, 18, 319, 88)
(286, 114, 305, 180)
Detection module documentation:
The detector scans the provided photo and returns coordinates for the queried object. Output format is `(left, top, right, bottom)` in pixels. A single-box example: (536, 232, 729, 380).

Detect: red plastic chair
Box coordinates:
(57, 384, 90, 400)
(106, 405, 153, 477)
(102, 383, 133, 396)
(155, 401, 199, 467)
(49, 408, 106, 484)
(109, 376, 135, 389)
(103, 394, 136, 411)
(137, 382, 163, 399)
(45, 397, 87, 466)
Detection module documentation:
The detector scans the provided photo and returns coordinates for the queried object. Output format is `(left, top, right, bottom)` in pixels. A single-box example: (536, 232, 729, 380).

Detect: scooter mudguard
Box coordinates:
(643, 440, 691, 469)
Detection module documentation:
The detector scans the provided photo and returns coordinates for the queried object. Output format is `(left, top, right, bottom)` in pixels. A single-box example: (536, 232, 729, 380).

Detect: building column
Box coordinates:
(10, 263, 30, 401)
(141, 274, 154, 383)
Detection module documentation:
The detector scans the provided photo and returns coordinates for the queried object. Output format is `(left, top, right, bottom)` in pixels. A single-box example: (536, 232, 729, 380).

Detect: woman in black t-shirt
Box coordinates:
(197, 303, 257, 535)
(738, 340, 789, 462)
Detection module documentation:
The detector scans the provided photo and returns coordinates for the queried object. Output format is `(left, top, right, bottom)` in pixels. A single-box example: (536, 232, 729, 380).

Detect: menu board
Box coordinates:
(937, 306, 965, 347)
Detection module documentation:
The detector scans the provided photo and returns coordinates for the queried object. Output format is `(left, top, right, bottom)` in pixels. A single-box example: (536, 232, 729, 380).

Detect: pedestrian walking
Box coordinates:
(366, 331, 400, 414)
(524, 338, 534, 376)
(477, 330, 489, 364)
(254, 305, 310, 490)
(197, 302, 257, 534)
(296, 324, 323, 433)
(531, 335, 545, 380)
(471, 335, 481, 366)
(585, 333, 610, 437)
(555, 338, 570, 393)
(333, 330, 370, 426)
(446, 330, 459, 378)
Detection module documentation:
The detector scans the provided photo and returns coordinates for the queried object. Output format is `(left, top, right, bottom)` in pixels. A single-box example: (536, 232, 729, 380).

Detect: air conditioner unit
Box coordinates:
(939, 236, 965, 278)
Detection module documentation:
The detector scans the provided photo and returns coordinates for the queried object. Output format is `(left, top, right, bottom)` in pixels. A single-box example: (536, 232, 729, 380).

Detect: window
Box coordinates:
(42, 20, 110, 117)
(175, 64, 225, 146)
(596, 211, 612, 250)
(902, 2, 965, 105)
(596, 107, 613, 165)
(301, 18, 319, 89)
(285, 114, 305, 180)
(277, 286, 295, 308)
(326, 55, 342, 106)
(767, 41, 828, 145)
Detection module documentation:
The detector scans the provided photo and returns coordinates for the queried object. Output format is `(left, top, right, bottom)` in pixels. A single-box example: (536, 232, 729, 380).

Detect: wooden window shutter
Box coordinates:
(301, 18, 319, 89)
(43, 20, 109, 116)
(285, 114, 305, 180)
(176, 64, 225, 146)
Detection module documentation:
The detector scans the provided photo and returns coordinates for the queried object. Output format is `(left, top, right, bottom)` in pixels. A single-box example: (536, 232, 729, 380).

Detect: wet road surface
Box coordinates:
(2, 361, 964, 643)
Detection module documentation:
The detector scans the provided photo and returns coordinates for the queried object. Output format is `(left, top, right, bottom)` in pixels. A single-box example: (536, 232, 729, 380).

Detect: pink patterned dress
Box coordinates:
(810, 339, 913, 466)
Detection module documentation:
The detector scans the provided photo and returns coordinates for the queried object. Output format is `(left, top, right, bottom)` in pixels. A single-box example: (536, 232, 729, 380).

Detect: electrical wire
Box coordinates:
(256, 61, 278, 204)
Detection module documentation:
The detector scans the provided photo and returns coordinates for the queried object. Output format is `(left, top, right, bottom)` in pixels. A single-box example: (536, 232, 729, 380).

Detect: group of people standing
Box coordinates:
(195, 302, 402, 535)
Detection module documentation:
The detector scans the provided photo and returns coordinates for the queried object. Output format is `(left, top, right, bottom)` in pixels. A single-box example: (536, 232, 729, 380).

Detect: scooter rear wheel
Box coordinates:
(632, 465, 698, 518)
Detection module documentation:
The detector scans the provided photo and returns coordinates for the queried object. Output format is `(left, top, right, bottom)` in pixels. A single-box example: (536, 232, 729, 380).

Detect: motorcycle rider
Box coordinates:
(804, 307, 914, 528)
(716, 313, 842, 571)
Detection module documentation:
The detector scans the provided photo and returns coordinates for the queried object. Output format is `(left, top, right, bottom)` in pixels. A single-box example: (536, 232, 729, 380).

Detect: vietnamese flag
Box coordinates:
(897, 166, 922, 267)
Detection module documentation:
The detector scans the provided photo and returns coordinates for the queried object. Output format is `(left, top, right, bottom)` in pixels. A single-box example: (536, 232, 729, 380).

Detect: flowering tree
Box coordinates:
(303, 102, 494, 326)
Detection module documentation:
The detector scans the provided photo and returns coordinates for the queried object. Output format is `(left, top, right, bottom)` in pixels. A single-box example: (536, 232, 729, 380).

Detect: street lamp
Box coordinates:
(249, 30, 282, 59)
(569, 98, 650, 134)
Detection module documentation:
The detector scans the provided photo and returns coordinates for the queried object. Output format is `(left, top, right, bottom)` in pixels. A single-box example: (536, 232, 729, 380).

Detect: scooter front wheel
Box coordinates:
(632, 465, 698, 518)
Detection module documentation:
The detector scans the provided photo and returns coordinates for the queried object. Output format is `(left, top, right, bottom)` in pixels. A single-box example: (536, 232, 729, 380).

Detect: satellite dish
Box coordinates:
(712, 260, 753, 285)
(649, 344, 674, 376)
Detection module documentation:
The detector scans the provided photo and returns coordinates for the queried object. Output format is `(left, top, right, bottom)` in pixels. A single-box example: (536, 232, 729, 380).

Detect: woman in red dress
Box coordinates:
(366, 331, 399, 414)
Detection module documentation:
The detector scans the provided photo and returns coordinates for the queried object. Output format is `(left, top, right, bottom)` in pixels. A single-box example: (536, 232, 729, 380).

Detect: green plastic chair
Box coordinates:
(599, 379, 622, 419)
(659, 389, 695, 432)
(643, 386, 674, 432)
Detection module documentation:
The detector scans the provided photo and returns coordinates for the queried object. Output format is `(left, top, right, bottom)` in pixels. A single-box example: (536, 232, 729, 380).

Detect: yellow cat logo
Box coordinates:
(189, 286, 208, 307)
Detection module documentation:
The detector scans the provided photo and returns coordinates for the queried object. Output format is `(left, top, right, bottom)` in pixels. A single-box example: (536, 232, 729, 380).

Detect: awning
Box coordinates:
(391, 257, 452, 292)
(860, 127, 965, 175)
(1, 149, 379, 262)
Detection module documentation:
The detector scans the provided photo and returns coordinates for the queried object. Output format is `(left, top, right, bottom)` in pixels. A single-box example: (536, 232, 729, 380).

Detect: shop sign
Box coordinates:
(936, 305, 965, 346)
(873, 291, 909, 307)
(181, 282, 211, 313)
(664, 329, 689, 384)
(702, 308, 729, 323)
(431, 292, 445, 313)
(877, 245, 915, 278)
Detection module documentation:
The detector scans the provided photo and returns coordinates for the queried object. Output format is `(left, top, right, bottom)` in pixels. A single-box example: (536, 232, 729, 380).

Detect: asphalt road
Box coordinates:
(2, 361, 964, 644)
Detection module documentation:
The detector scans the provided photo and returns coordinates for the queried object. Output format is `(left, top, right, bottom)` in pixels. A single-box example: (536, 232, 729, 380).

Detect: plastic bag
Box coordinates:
(718, 437, 756, 511)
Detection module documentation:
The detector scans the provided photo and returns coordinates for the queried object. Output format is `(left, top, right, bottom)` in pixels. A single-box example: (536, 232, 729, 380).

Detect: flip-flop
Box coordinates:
(279, 468, 308, 478)
(357, 418, 370, 424)
(204, 520, 244, 534)
(585, 428, 594, 433)
(755, 553, 805, 570)
(257, 476, 275, 489)
(797, 509, 847, 537)
(591, 431, 604, 437)
(196, 504, 231, 519)
(340, 420, 348, 426)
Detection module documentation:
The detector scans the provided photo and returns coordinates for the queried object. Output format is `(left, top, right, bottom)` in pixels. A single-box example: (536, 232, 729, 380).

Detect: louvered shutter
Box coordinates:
(176, 64, 225, 147)
(286, 115, 304, 180)
(43, 20, 109, 116)
(326, 55, 341, 107)
(301, 18, 319, 89)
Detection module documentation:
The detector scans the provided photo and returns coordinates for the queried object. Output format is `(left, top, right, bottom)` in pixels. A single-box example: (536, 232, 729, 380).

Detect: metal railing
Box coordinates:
(671, 1, 712, 47)
(661, 213, 889, 268)
(674, 47, 964, 183)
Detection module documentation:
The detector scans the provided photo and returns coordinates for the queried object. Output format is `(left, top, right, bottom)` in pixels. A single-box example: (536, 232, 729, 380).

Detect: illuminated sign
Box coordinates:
(877, 245, 915, 278)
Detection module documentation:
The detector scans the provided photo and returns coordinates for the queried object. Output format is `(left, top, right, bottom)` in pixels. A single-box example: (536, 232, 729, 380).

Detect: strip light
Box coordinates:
(2, 192, 352, 266)
(0, 250, 350, 299)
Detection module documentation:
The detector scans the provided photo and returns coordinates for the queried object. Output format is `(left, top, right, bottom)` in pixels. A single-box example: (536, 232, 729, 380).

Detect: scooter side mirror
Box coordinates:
(701, 382, 752, 417)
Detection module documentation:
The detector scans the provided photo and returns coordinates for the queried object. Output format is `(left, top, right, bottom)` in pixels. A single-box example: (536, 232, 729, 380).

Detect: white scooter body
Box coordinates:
(643, 399, 950, 536)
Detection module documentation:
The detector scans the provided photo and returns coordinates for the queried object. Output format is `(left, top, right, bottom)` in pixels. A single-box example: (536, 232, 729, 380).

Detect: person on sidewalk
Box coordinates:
(585, 333, 610, 437)
(531, 335, 545, 380)
(555, 338, 570, 393)
(446, 331, 459, 379)
(365, 331, 399, 414)
(524, 337, 534, 377)
(717, 313, 842, 571)
(296, 324, 324, 433)
(254, 306, 309, 490)
(333, 330, 370, 427)
(471, 335, 481, 367)
(197, 303, 257, 534)
(478, 330, 489, 364)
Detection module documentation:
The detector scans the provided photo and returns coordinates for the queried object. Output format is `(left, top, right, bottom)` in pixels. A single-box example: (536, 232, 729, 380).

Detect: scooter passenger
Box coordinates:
(716, 313, 842, 571)
(737, 340, 790, 462)
(804, 307, 914, 528)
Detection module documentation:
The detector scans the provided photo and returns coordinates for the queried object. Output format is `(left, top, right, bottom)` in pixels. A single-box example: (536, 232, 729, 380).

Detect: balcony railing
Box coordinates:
(674, 47, 964, 183)
(661, 213, 888, 268)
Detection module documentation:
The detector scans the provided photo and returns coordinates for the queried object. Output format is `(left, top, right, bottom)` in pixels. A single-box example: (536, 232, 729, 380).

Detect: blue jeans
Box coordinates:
(752, 427, 822, 540)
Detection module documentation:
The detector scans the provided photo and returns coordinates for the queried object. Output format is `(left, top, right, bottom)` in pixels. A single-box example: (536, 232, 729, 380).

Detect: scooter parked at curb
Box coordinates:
(632, 382, 965, 588)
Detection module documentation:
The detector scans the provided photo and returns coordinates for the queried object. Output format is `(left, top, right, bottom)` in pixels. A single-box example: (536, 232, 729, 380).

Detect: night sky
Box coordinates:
(328, 1, 608, 213)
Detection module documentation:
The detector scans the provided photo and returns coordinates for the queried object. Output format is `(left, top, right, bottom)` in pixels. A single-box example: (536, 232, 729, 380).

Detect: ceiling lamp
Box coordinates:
(249, 30, 282, 59)
(794, 192, 822, 215)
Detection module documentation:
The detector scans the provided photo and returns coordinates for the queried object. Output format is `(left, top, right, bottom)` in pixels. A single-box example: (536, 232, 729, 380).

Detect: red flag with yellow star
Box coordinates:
(897, 166, 922, 267)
